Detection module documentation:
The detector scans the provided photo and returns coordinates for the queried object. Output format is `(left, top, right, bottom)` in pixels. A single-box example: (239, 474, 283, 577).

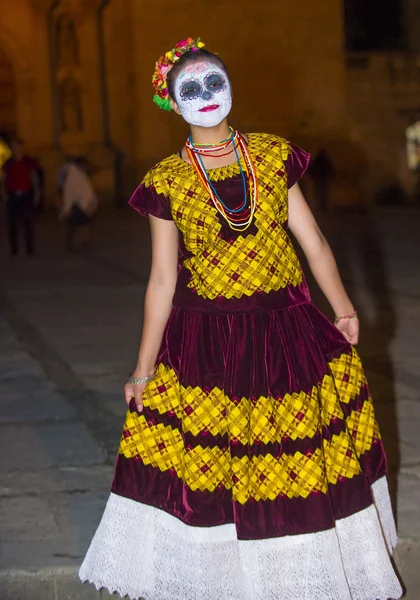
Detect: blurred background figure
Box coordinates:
(0, 137, 40, 256)
(412, 140, 420, 204)
(30, 156, 45, 213)
(57, 156, 98, 251)
(308, 149, 335, 211)
(0, 134, 12, 168)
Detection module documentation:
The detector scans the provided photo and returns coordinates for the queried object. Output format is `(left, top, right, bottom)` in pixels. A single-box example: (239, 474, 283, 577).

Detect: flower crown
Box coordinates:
(152, 37, 206, 111)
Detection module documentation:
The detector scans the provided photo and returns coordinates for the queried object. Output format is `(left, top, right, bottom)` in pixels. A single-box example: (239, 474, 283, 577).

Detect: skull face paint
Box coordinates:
(174, 62, 232, 127)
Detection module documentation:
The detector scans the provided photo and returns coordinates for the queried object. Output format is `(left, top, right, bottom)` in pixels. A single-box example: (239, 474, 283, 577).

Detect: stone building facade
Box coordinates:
(0, 0, 419, 207)
(347, 51, 420, 204)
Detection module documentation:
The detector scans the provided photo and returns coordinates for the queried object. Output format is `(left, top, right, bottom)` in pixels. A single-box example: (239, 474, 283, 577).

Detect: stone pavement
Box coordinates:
(0, 207, 419, 599)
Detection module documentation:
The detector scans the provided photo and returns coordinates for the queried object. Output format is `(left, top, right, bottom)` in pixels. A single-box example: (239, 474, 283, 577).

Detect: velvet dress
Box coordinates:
(79, 133, 402, 600)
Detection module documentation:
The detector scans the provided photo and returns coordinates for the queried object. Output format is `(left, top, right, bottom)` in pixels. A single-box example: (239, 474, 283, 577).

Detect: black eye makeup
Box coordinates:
(179, 79, 203, 101)
(204, 72, 226, 93)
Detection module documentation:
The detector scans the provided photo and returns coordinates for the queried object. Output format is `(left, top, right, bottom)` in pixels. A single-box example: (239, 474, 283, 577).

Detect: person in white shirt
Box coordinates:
(58, 157, 98, 250)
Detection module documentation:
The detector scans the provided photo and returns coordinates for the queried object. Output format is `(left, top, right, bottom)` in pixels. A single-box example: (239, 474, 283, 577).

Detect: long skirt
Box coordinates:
(79, 302, 403, 600)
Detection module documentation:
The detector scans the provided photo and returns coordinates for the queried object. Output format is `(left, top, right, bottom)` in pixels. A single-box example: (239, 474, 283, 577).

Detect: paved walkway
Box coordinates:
(0, 207, 419, 599)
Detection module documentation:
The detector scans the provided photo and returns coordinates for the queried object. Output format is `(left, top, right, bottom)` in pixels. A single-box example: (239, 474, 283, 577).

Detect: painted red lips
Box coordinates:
(199, 104, 219, 113)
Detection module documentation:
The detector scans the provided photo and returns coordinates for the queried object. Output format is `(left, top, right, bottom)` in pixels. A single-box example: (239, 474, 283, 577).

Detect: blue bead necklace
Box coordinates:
(190, 131, 249, 214)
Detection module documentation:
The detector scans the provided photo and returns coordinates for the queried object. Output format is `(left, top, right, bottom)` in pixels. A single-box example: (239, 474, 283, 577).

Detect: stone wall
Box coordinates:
(125, 0, 352, 205)
(0, 47, 16, 133)
(0, 0, 119, 204)
(347, 52, 420, 204)
(403, 0, 420, 52)
(0, 0, 54, 147)
(0, 0, 371, 207)
(102, 0, 136, 197)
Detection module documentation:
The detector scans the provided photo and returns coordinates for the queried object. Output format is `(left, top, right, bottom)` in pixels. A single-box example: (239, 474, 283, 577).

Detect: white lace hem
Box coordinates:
(79, 476, 402, 600)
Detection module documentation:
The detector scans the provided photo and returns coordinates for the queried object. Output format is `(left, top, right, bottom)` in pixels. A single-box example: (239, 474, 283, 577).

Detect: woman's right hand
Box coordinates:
(124, 381, 147, 413)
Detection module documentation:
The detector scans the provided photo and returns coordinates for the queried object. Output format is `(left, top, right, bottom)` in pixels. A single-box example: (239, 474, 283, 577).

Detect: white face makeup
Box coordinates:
(173, 61, 232, 128)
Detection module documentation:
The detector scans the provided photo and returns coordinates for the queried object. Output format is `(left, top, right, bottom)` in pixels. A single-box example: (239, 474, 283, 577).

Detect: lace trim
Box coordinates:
(79, 476, 402, 600)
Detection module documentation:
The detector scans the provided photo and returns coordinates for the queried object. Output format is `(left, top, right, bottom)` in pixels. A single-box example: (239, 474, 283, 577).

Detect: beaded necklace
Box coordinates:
(188, 127, 235, 151)
(185, 130, 258, 232)
(186, 128, 239, 159)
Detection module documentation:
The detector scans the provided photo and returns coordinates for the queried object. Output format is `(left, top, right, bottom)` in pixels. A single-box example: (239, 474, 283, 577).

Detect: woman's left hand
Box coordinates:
(335, 317, 359, 345)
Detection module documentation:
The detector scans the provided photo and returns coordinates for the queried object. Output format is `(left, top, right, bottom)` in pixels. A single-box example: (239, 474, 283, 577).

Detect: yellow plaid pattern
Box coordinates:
(347, 397, 380, 457)
(135, 348, 364, 444)
(118, 348, 380, 502)
(143, 133, 302, 300)
(119, 418, 366, 503)
(233, 430, 363, 503)
(329, 349, 367, 404)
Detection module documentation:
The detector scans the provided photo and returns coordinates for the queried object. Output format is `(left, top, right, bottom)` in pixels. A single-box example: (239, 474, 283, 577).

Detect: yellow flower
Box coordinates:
(197, 41, 205, 48)
(165, 51, 172, 59)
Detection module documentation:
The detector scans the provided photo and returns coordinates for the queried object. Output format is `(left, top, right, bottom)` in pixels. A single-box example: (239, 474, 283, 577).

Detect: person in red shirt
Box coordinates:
(0, 138, 40, 256)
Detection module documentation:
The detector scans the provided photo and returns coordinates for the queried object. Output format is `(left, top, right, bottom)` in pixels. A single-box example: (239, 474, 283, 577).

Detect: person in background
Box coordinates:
(0, 137, 40, 256)
(414, 141, 420, 203)
(31, 157, 45, 213)
(308, 148, 334, 211)
(57, 156, 98, 251)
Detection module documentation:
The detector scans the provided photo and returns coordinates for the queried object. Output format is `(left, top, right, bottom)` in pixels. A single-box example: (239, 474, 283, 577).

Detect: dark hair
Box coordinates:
(166, 48, 230, 100)
(67, 155, 89, 167)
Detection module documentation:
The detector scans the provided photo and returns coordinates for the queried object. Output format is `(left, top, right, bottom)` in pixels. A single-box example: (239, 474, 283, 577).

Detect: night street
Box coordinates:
(1, 0, 420, 596)
(0, 206, 419, 599)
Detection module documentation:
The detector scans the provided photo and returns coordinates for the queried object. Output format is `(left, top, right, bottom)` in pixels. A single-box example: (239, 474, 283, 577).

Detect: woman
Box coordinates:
(80, 38, 402, 599)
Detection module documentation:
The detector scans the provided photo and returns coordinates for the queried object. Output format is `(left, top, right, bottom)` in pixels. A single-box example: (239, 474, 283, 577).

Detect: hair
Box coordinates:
(166, 48, 230, 100)
(66, 155, 88, 166)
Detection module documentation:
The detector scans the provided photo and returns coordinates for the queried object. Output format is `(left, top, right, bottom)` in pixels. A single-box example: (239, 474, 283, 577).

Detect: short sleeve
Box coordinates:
(128, 170, 173, 220)
(285, 143, 311, 189)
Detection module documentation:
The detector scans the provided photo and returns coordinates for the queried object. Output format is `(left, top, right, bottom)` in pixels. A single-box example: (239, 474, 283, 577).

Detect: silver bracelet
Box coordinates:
(127, 374, 154, 385)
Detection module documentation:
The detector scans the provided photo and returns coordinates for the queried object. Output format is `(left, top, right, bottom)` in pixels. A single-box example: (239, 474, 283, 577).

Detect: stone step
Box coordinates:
(0, 568, 117, 600)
